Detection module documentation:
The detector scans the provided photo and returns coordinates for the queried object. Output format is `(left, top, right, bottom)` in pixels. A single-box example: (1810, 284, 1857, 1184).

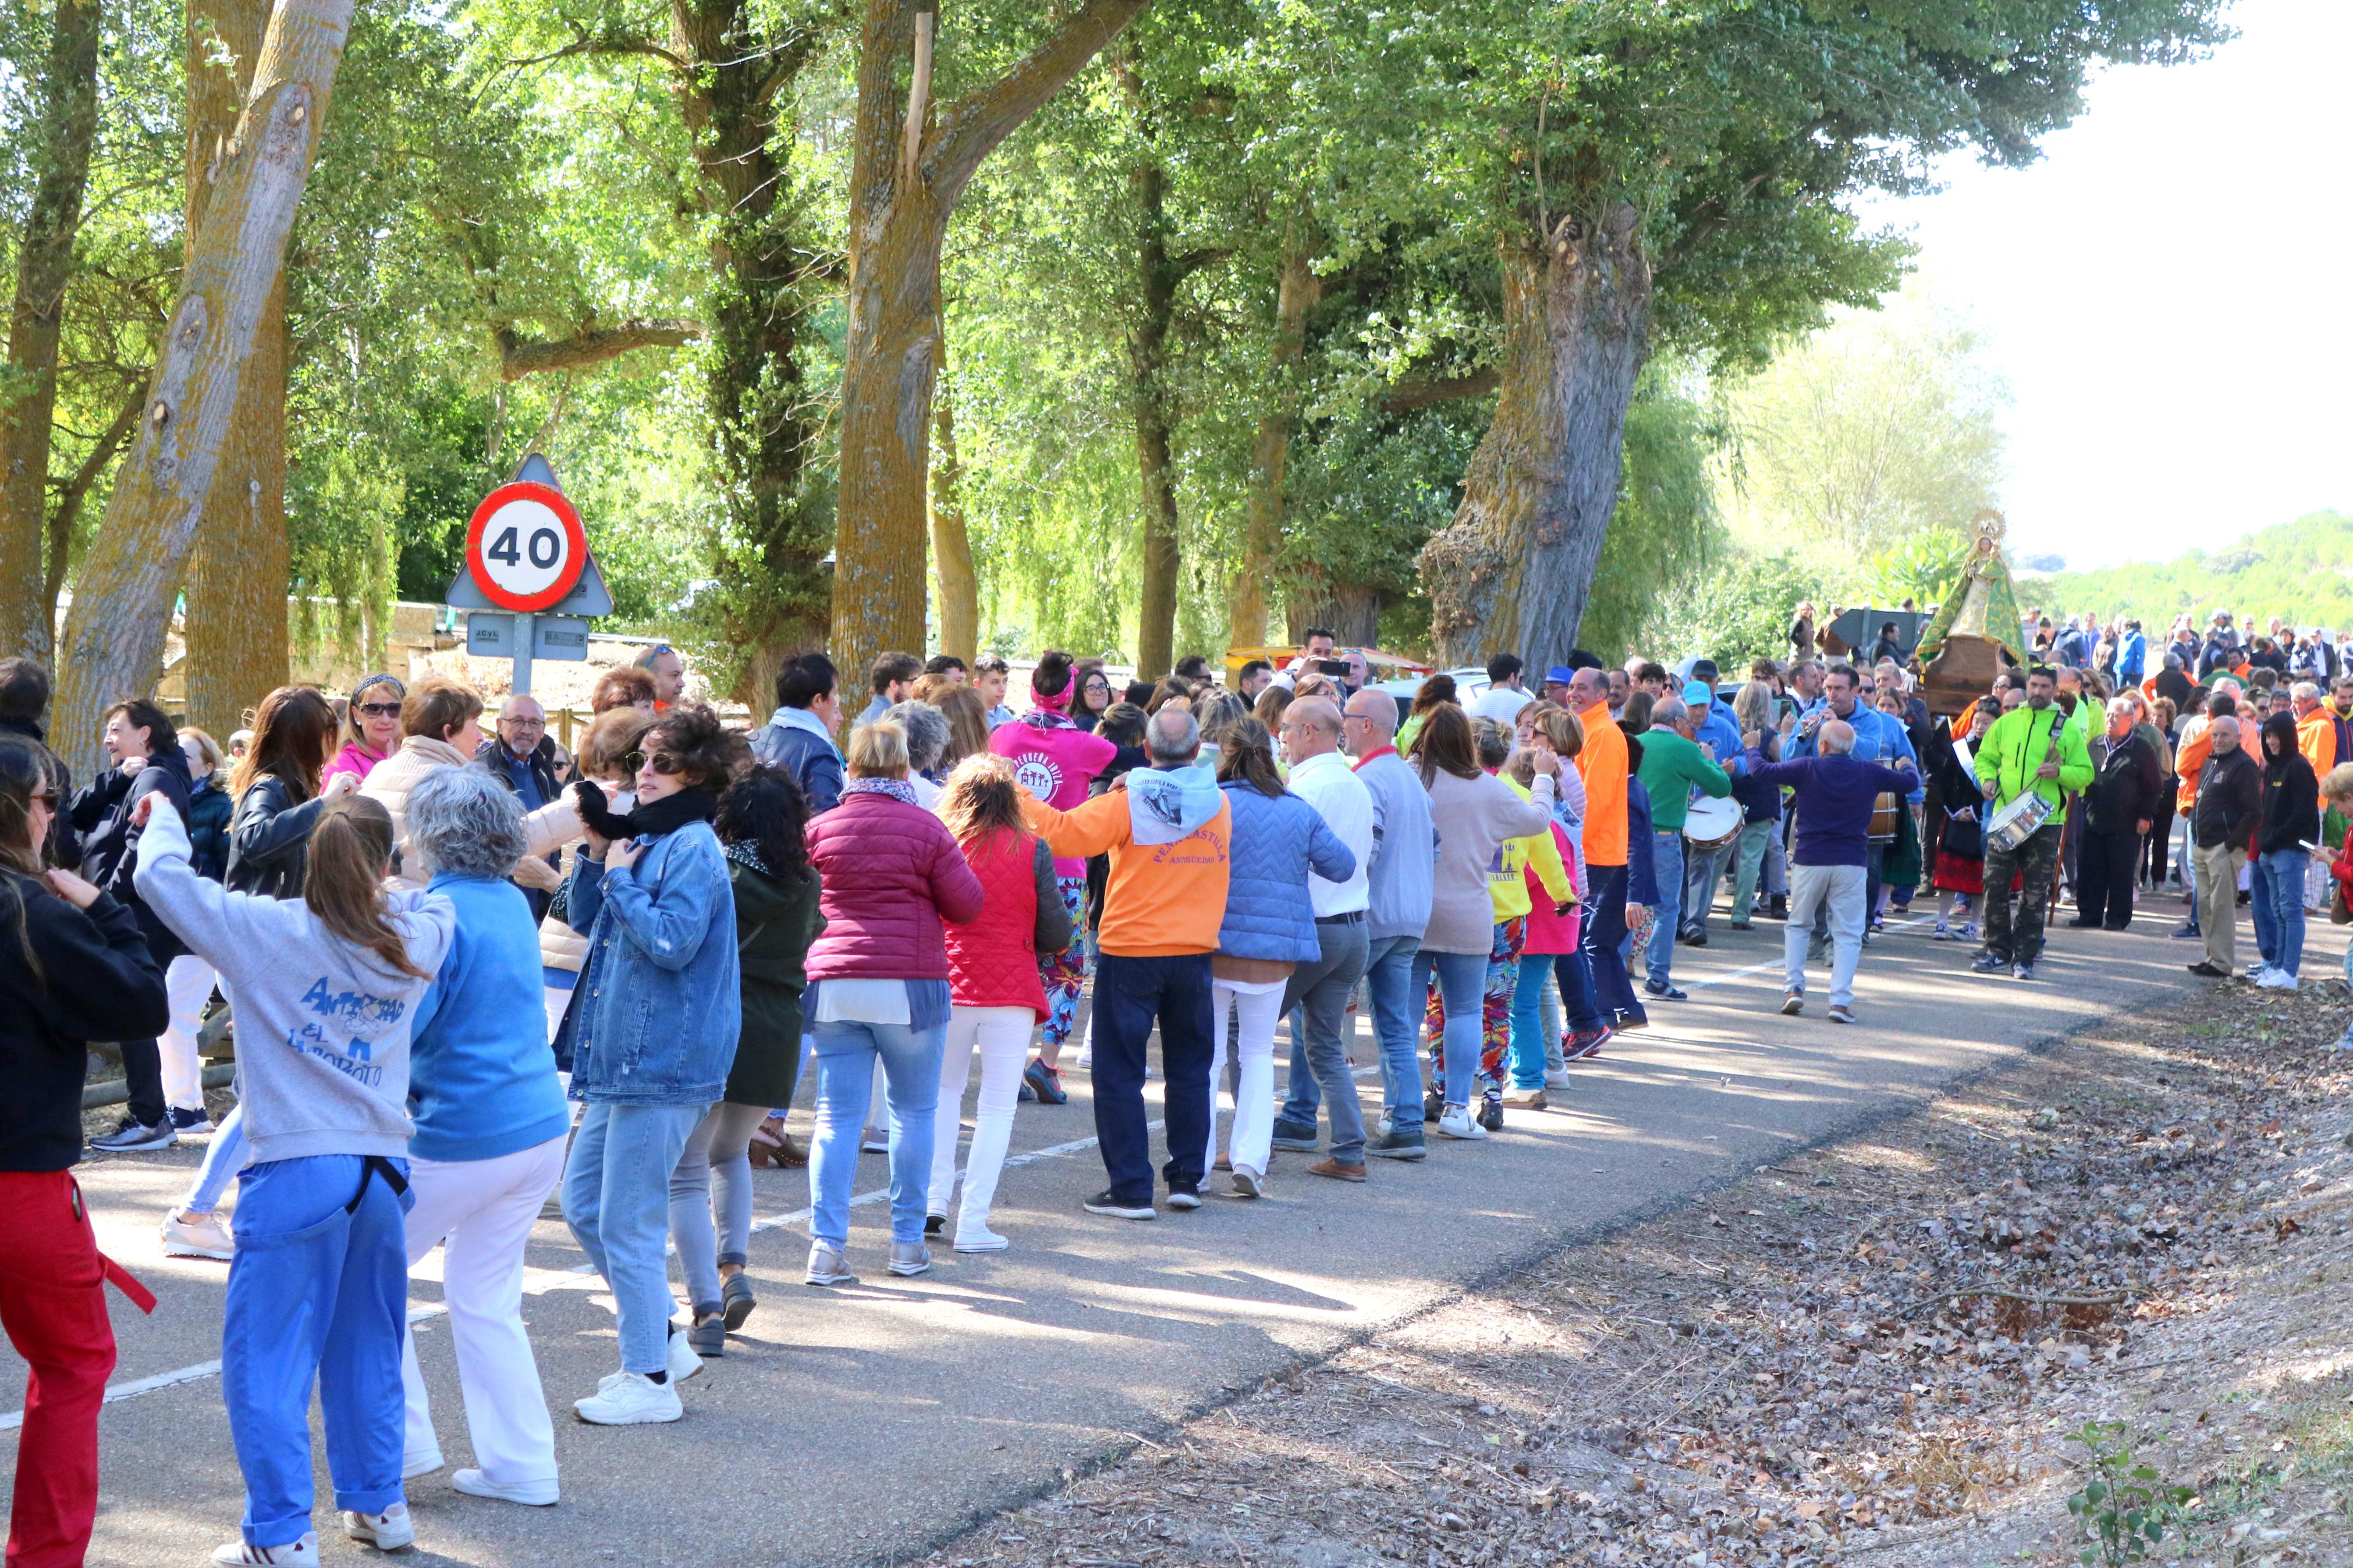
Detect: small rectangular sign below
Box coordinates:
(531, 616, 590, 661)
(466, 611, 517, 657)
(465, 612, 590, 663)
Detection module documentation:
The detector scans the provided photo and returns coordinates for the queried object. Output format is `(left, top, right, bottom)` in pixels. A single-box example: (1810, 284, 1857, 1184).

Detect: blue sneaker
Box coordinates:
(1022, 1059, 1066, 1105)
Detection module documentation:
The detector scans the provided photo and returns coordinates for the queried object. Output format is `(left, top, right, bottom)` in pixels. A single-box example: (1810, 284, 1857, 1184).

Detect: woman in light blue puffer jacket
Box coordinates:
(1203, 719, 1354, 1194)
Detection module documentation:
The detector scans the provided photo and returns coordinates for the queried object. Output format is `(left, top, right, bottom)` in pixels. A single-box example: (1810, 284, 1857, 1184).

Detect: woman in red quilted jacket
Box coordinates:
(925, 757, 1073, 1252)
(802, 721, 985, 1283)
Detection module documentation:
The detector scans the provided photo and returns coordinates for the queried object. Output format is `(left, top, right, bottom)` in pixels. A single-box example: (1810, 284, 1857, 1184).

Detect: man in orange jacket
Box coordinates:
(1564, 663, 1641, 1045)
(1023, 706, 1231, 1222)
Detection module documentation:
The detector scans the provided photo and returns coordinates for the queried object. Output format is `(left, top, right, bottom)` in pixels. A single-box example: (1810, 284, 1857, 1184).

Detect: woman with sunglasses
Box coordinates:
(559, 704, 747, 1425)
(324, 673, 406, 785)
(0, 735, 169, 1568)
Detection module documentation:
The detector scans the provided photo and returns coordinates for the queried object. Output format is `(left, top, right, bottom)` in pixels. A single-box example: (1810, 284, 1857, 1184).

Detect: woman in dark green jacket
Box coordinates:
(668, 765, 821, 1355)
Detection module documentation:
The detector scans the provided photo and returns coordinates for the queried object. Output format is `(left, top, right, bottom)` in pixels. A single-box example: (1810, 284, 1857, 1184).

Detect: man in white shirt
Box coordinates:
(1471, 653, 1534, 723)
(1264, 696, 1377, 1181)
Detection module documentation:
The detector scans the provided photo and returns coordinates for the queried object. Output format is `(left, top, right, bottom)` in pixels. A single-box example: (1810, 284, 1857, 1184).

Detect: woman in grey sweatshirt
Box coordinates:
(134, 792, 454, 1565)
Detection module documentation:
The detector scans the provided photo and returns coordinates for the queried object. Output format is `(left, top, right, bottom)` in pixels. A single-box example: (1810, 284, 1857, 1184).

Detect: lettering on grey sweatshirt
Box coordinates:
(134, 799, 455, 1164)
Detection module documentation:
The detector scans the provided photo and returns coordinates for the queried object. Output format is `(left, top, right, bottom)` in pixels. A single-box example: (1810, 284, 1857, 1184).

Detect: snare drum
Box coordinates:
(1683, 795, 1743, 853)
(1986, 791, 2054, 855)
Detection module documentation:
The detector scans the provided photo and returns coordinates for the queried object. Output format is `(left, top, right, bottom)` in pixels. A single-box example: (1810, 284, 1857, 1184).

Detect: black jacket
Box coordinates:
(0, 716, 77, 869)
(2257, 713, 2321, 856)
(184, 777, 234, 881)
(69, 746, 192, 963)
(223, 773, 326, 899)
(0, 876, 169, 1171)
(2193, 743, 2263, 851)
(2084, 728, 2164, 837)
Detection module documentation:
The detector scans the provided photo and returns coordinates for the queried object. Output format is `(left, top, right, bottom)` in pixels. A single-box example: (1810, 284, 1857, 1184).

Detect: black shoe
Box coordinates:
(1269, 1121, 1321, 1153)
(1969, 952, 2007, 974)
(2065, 916, 2098, 928)
(1729, 920, 1754, 931)
(2102, 921, 2132, 931)
(2169, 922, 2201, 940)
(1678, 929, 1706, 947)
(166, 1105, 213, 1135)
(2187, 961, 2229, 977)
(924, 1213, 945, 1237)
(1476, 1099, 1504, 1133)
(1423, 1089, 1446, 1122)
(1643, 979, 1689, 1002)
(1365, 1129, 1428, 1161)
(1766, 897, 1788, 920)
(1614, 1007, 1651, 1032)
(1166, 1186, 1204, 1211)
(1083, 1189, 1155, 1221)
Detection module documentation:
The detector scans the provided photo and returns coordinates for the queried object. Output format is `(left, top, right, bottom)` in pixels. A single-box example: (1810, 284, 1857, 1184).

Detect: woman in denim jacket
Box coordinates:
(559, 705, 746, 1427)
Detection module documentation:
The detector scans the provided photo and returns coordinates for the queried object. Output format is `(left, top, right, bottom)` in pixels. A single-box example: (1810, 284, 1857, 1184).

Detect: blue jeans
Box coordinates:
(809, 1018, 946, 1247)
(1408, 947, 1488, 1108)
(2253, 848, 2309, 976)
(563, 1101, 703, 1374)
(1574, 865, 1635, 1024)
(1361, 934, 1425, 1130)
(1646, 830, 1686, 986)
(1507, 952, 1561, 1089)
(1091, 952, 1216, 1204)
(186, 1100, 249, 1213)
(1731, 820, 1776, 920)
(225, 1155, 411, 1548)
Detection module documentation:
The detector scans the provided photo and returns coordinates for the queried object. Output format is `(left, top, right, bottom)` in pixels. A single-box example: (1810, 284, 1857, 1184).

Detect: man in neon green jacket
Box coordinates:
(1972, 667, 2094, 982)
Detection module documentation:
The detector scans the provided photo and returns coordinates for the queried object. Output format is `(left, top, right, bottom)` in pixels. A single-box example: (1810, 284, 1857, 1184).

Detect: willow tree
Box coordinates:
(830, 0, 1149, 690)
(51, 0, 352, 776)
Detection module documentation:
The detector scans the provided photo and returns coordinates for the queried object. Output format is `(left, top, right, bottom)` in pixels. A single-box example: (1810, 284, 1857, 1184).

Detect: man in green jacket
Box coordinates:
(1972, 667, 2095, 982)
(1635, 697, 1732, 1001)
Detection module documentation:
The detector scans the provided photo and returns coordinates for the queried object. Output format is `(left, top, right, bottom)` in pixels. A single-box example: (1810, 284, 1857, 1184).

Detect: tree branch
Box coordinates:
(497, 318, 703, 382)
(1379, 368, 1499, 415)
(44, 379, 148, 623)
(509, 29, 688, 74)
(931, 0, 1151, 206)
(1170, 246, 1231, 283)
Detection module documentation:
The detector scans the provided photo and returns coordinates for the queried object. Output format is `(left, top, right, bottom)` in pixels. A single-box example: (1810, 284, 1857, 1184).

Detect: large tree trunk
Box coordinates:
(183, 0, 289, 735)
(831, 0, 1148, 694)
(0, 0, 106, 666)
(928, 340, 977, 663)
(1128, 155, 1182, 682)
(1227, 229, 1318, 650)
(1286, 581, 1381, 648)
(672, 0, 832, 707)
(50, 0, 352, 780)
(1419, 205, 1652, 669)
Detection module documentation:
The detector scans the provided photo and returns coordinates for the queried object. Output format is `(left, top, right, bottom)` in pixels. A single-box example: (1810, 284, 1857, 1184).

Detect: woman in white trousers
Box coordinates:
(1203, 980, 1290, 1182)
(397, 769, 579, 1503)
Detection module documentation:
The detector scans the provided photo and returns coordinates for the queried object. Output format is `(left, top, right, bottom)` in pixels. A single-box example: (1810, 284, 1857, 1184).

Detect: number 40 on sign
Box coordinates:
(466, 481, 586, 612)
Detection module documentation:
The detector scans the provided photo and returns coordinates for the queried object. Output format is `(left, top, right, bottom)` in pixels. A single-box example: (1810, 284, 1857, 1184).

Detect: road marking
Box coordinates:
(21, 915, 1927, 1428)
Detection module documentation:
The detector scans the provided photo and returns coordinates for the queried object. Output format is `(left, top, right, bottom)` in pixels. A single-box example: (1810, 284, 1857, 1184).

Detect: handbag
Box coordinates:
(2331, 881, 2351, 926)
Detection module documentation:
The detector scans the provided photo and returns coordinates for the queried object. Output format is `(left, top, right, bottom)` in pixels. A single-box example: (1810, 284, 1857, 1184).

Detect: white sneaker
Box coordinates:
(860, 1126, 890, 1153)
(400, 1446, 444, 1480)
(161, 1207, 235, 1260)
(451, 1467, 559, 1506)
(573, 1371, 682, 1425)
(213, 1533, 319, 1565)
(953, 1226, 1009, 1253)
(340, 1502, 414, 1550)
(1543, 1069, 1572, 1090)
(665, 1327, 702, 1382)
(1435, 1105, 1487, 1140)
(1074, 1044, 1093, 1069)
(2256, 969, 2299, 990)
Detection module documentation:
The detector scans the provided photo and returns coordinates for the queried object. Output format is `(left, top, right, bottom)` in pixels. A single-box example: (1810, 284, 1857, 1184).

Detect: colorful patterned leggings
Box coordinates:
(1038, 876, 1089, 1050)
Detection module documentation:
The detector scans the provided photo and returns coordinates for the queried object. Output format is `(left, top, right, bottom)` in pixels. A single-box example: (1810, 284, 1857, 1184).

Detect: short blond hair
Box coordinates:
(846, 719, 909, 779)
(2323, 761, 2353, 806)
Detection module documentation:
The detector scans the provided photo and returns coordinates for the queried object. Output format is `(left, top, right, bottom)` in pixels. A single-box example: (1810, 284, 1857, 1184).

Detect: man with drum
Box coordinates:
(1676, 672, 1748, 946)
(1972, 666, 2094, 982)
(1739, 716, 1918, 1023)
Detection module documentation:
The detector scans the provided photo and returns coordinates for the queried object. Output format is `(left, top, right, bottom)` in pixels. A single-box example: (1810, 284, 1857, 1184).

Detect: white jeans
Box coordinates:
(401, 1135, 568, 1487)
(928, 1006, 1033, 1240)
(1204, 978, 1289, 1179)
(542, 982, 575, 1043)
(158, 955, 218, 1112)
(1785, 863, 1867, 1009)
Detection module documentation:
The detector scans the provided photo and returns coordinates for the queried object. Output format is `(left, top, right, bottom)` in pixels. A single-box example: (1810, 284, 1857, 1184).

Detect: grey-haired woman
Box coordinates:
(398, 767, 572, 1503)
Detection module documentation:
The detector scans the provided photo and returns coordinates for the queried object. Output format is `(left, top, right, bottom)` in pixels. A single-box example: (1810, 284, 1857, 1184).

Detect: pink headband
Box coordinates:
(1032, 680, 1073, 713)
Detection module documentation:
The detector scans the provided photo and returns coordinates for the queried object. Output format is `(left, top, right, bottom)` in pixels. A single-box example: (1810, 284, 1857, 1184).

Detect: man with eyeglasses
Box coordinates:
(482, 695, 565, 916)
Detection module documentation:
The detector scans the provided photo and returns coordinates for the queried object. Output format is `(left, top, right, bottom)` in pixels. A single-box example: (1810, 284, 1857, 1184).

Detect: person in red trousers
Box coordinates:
(0, 731, 168, 1568)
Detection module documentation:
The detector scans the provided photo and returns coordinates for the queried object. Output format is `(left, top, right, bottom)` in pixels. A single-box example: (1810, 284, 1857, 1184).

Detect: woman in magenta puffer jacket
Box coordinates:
(925, 756, 1072, 1253)
(802, 720, 984, 1283)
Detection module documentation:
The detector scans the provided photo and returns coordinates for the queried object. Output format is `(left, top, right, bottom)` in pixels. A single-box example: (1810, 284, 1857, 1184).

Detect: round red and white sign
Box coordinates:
(465, 482, 586, 612)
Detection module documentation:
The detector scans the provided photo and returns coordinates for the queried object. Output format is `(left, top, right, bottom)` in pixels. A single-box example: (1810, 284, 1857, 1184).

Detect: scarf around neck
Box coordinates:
(576, 780, 718, 842)
(843, 776, 918, 805)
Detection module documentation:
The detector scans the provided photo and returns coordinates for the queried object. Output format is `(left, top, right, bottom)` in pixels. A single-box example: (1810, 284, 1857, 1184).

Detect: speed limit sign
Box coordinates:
(464, 482, 587, 612)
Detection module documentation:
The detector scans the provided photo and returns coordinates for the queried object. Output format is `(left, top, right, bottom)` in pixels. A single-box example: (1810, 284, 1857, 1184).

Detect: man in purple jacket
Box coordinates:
(1742, 716, 1919, 1025)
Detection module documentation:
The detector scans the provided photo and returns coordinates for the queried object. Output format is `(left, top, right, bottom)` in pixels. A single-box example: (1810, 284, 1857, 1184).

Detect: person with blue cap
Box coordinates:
(1675, 666, 1747, 947)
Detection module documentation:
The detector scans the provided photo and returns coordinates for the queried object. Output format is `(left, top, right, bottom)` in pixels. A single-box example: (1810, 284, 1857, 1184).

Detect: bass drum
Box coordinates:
(1683, 795, 1744, 854)
(1868, 791, 1901, 843)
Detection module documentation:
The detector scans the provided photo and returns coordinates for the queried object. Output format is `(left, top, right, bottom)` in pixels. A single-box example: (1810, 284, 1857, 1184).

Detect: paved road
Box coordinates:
(7, 893, 2331, 1566)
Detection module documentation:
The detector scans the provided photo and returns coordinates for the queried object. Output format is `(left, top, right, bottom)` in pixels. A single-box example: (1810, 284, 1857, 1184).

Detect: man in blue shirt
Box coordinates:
(1790, 664, 1920, 951)
(1677, 673, 1746, 945)
(2116, 620, 2147, 684)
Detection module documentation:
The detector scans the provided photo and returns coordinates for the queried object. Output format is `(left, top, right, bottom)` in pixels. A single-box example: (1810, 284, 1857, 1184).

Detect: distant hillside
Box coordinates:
(2031, 510, 2353, 628)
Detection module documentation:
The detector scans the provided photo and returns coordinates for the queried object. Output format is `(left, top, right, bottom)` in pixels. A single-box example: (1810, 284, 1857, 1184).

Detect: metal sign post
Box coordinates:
(448, 453, 613, 697)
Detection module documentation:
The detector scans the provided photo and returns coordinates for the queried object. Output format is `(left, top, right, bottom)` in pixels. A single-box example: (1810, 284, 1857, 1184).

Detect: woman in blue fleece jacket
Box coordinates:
(395, 767, 572, 1509)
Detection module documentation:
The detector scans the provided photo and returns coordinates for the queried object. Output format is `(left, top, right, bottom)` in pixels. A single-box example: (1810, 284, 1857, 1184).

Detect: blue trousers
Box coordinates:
(1573, 864, 1638, 1023)
(1407, 947, 1487, 1108)
(1645, 831, 1686, 987)
(224, 1155, 411, 1548)
(2252, 848, 2309, 976)
(809, 1017, 946, 1247)
(563, 1101, 702, 1374)
(1091, 952, 1216, 1204)
(1507, 952, 1561, 1089)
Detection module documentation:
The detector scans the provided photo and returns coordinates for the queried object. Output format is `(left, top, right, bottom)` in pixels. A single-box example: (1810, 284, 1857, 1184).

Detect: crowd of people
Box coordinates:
(1, 604, 2344, 1566)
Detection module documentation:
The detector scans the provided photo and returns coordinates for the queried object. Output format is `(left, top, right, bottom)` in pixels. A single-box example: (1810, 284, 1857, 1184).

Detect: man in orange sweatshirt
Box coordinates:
(1023, 707, 1231, 1221)
(1564, 662, 1639, 1046)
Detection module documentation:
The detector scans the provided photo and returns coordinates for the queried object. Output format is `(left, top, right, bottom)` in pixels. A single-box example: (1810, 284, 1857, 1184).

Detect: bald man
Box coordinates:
(2186, 713, 2261, 979)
